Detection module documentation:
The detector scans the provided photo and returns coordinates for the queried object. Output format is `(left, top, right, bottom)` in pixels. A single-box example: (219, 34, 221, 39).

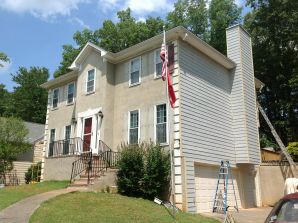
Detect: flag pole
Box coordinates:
(163, 26, 176, 211)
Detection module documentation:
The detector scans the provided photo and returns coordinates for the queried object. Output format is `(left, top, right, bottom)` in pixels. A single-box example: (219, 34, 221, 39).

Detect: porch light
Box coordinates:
(98, 111, 104, 118)
(71, 117, 77, 124)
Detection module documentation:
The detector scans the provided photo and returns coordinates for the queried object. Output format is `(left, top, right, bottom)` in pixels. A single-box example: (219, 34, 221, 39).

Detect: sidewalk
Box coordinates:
(0, 188, 80, 223)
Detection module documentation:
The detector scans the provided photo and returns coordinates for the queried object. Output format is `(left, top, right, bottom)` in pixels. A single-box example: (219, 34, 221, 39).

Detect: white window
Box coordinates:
(129, 110, 140, 144)
(86, 69, 95, 93)
(67, 83, 75, 104)
(154, 49, 162, 78)
(48, 129, 56, 156)
(52, 88, 59, 108)
(129, 57, 141, 86)
(155, 104, 167, 144)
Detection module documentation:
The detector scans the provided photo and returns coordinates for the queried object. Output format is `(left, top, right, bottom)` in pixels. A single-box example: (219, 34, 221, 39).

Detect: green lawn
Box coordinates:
(30, 192, 219, 223)
(0, 181, 68, 211)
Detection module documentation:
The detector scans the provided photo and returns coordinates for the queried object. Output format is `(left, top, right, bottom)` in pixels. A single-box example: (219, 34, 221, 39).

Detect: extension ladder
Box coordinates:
(257, 102, 298, 178)
(212, 161, 238, 214)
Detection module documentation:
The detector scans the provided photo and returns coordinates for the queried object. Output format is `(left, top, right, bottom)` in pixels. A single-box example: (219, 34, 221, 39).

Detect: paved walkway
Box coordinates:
(203, 207, 272, 223)
(0, 188, 80, 223)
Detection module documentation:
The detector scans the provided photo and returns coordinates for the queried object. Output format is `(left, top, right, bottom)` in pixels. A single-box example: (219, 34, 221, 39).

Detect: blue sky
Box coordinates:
(0, 0, 250, 91)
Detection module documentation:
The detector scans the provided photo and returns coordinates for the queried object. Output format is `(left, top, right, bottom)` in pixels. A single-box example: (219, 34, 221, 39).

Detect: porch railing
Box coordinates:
(69, 140, 121, 184)
(48, 137, 87, 157)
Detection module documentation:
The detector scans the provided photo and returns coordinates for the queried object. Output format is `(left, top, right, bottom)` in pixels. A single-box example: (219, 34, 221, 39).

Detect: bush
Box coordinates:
(25, 162, 41, 184)
(116, 142, 170, 200)
(287, 142, 298, 162)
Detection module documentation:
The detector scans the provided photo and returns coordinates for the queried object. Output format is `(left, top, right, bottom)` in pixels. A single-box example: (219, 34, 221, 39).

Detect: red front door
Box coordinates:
(83, 117, 92, 152)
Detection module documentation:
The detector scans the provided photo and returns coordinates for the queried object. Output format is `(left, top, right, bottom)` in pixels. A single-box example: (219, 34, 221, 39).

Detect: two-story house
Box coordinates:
(41, 25, 261, 213)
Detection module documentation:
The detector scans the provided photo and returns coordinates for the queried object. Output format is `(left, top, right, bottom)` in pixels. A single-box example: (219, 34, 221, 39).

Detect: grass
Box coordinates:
(0, 181, 68, 211)
(30, 192, 219, 223)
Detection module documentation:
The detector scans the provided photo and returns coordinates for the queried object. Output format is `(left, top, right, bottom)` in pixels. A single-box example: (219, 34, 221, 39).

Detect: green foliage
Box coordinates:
(117, 143, 144, 197)
(287, 142, 298, 162)
(142, 144, 170, 200)
(25, 162, 41, 184)
(260, 133, 278, 149)
(0, 52, 9, 67)
(5, 67, 49, 123)
(117, 142, 170, 200)
(0, 84, 9, 116)
(209, 0, 242, 54)
(167, 0, 209, 40)
(0, 117, 31, 178)
(245, 0, 298, 143)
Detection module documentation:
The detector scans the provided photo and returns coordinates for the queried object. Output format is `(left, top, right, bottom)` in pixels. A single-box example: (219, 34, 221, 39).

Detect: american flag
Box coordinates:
(160, 30, 176, 108)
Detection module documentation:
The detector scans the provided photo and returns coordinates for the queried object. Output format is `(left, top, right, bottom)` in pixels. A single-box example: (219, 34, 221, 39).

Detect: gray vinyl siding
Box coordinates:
(179, 41, 235, 212)
(226, 26, 261, 164)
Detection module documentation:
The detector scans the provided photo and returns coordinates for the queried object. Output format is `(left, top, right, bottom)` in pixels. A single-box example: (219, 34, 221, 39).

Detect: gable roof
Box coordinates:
(69, 26, 236, 70)
(24, 121, 45, 144)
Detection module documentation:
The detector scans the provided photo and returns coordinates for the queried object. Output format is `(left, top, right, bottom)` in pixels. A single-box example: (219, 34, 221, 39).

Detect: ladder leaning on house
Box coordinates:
(257, 103, 298, 178)
(212, 160, 238, 215)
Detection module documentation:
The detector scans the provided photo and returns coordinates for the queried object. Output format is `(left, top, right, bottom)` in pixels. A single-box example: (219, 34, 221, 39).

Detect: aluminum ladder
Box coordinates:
(212, 161, 238, 214)
(257, 103, 298, 178)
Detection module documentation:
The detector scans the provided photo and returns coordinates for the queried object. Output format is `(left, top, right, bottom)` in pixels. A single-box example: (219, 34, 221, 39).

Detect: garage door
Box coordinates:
(194, 165, 242, 213)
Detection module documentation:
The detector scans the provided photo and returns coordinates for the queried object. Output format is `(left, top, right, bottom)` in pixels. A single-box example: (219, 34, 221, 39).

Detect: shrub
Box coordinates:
(116, 142, 170, 200)
(287, 142, 298, 162)
(117, 143, 144, 197)
(142, 143, 170, 200)
(25, 162, 41, 184)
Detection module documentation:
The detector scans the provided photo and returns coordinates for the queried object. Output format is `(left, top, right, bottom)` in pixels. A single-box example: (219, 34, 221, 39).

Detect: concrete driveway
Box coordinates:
(203, 207, 273, 223)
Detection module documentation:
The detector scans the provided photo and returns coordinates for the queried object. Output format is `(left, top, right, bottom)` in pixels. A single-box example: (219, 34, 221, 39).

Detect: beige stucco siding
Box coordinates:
(112, 49, 169, 149)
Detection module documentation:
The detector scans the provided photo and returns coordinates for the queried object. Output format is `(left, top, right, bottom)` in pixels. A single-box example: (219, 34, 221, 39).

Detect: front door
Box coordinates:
(83, 117, 92, 152)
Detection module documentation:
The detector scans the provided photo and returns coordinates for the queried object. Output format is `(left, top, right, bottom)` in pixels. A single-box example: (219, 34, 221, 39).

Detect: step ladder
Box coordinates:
(257, 102, 298, 178)
(212, 161, 238, 214)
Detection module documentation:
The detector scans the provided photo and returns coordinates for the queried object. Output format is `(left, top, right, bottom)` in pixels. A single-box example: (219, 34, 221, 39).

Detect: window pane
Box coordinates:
(156, 123, 167, 143)
(156, 104, 166, 123)
(131, 58, 139, 72)
(65, 125, 71, 139)
(156, 62, 162, 77)
(131, 71, 139, 84)
(52, 89, 59, 108)
(67, 83, 74, 103)
(87, 80, 94, 93)
(130, 111, 139, 128)
(88, 69, 94, 81)
(156, 49, 161, 63)
(156, 104, 167, 143)
(130, 128, 138, 144)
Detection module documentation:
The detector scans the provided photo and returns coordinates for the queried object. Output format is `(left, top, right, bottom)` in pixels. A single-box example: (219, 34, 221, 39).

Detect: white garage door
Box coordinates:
(194, 165, 242, 213)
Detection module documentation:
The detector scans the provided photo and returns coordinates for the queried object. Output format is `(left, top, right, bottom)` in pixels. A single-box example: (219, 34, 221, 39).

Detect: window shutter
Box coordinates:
(168, 44, 174, 73)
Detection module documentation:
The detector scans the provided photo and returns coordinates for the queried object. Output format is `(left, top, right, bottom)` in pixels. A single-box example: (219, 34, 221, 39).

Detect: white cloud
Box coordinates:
(0, 0, 89, 20)
(98, 0, 173, 15)
(68, 17, 90, 29)
(0, 61, 12, 74)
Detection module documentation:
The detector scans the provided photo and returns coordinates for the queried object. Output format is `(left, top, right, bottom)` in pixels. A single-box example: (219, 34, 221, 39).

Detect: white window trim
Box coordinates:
(86, 68, 96, 94)
(66, 82, 76, 105)
(129, 57, 141, 87)
(52, 88, 59, 109)
(154, 103, 169, 145)
(154, 49, 162, 79)
(128, 109, 141, 144)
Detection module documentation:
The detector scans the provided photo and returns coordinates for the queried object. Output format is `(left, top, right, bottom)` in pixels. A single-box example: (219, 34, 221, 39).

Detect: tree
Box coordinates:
(7, 67, 49, 124)
(0, 117, 31, 183)
(0, 52, 9, 68)
(167, 0, 208, 40)
(54, 8, 165, 78)
(209, 0, 242, 54)
(0, 84, 9, 116)
(244, 0, 298, 143)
